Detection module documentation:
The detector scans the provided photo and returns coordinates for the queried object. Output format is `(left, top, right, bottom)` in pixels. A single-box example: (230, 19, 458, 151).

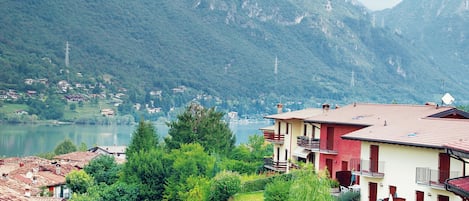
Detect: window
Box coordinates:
(303, 124, 307, 136)
(285, 149, 288, 161)
(278, 122, 281, 135)
(276, 147, 280, 161)
(286, 123, 291, 135)
(437, 195, 449, 201)
(389, 186, 396, 198)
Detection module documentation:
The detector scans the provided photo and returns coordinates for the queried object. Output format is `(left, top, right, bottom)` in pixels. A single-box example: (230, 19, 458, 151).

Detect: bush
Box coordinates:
(209, 171, 241, 201)
(264, 176, 291, 201)
(240, 173, 292, 193)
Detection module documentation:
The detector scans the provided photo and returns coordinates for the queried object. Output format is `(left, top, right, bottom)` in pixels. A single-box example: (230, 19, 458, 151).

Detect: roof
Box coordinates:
(54, 151, 100, 163)
(446, 176, 469, 199)
(89, 146, 127, 154)
(318, 103, 469, 149)
(342, 117, 469, 149)
(304, 103, 454, 126)
(264, 108, 323, 120)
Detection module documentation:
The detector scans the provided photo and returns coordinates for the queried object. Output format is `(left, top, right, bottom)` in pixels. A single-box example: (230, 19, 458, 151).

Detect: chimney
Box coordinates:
(322, 103, 330, 112)
(277, 103, 283, 114)
(25, 188, 31, 197)
(55, 164, 61, 175)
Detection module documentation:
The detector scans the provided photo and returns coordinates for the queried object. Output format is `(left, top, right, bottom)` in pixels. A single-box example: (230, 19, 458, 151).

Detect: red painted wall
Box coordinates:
(318, 123, 364, 179)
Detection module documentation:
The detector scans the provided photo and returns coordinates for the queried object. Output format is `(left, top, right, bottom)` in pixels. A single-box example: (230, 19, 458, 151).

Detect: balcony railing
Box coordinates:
(416, 167, 461, 189)
(264, 158, 297, 172)
(297, 136, 320, 150)
(263, 132, 284, 144)
(350, 158, 385, 178)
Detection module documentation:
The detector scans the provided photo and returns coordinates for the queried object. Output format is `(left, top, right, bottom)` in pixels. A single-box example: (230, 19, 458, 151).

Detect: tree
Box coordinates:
(165, 103, 235, 156)
(122, 148, 169, 201)
(164, 143, 215, 201)
(288, 165, 334, 201)
(84, 155, 120, 185)
(69, 103, 77, 111)
(54, 139, 77, 155)
(209, 171, 241, 201)
(126, 119, 159, 157)
(66, 170, 94, 194)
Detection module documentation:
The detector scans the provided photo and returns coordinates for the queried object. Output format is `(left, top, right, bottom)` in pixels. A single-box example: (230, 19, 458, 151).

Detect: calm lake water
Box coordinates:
(0, 120, 271, 157)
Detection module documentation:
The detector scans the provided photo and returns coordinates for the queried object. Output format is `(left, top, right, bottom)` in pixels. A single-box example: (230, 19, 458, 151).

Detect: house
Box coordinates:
(335, 103, 469, 201)
(88, 146, 127, 163)
(0, 156, 81, 200)
(444, 140, 469, 200)
(53, 151, 100, 169)
(262, 104, 323, 172)
(100, 108, 115, 116)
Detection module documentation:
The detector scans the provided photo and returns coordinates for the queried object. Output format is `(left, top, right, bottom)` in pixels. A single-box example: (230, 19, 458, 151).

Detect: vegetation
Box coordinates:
(1, 0, 466, 124)
(165, 103, 235, 156)
(53, 138, 77, 155)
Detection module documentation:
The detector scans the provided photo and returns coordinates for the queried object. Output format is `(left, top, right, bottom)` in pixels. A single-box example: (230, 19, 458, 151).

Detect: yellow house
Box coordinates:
(263, 104, 323, 173)
(342, 106, 469, 201)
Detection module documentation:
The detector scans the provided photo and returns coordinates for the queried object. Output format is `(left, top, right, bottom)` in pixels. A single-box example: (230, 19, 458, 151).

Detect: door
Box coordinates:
(389, 186, 396, 198)
(416, 191, 424, 201)
(327, 127, 334, 150)
(326, 158, 333, 178)
(438, 153, 450, 184)
(369, 182, 377, 201)
(370, 145, 379, 172)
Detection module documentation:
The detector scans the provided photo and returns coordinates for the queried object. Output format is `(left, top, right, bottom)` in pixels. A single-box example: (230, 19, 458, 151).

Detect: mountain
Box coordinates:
(0, 0, 467, 115)
(375, 0, 469, 97)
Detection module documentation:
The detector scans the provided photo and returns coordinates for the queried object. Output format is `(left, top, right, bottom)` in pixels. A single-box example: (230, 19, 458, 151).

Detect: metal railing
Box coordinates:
(297, 136, 320, 150)
(350, 158, 385, 178)
(263, 132, 285, 144)
(416, 167, 461, 188)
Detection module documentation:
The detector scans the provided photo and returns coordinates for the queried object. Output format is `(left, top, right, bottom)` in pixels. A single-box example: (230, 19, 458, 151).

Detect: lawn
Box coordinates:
(232, 191, 264, 201)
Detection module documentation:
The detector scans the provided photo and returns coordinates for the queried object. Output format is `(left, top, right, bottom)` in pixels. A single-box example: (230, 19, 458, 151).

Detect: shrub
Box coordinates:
(264, 176, 291, 201)
(337, 191, 360, 201)
(209, 171, 241, 201)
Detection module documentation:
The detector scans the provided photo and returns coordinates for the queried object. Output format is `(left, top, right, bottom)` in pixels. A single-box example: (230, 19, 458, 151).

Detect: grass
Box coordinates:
(0, 103, 28, 114)
(232, 191, 264, 201)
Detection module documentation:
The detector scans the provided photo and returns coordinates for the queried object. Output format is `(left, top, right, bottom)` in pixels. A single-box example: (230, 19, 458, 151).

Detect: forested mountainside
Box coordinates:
(0, 0, 467, 116)
(375, 0, 469, 91)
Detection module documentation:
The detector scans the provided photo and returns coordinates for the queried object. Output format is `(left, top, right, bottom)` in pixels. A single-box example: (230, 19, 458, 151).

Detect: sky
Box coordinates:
(357, 0, 402, 11)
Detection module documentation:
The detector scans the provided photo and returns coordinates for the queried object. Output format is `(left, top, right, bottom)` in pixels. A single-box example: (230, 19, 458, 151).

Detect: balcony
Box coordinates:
(297, 136, 320, 150)
(350, 158, 385, 178)
(263, 157, 297, 172)
(263, 132, 284, 144)
(416, 167, 461, 189)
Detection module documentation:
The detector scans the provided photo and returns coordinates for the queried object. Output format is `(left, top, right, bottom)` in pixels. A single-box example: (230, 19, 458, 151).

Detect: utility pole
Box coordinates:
(65, 41, 70, 68)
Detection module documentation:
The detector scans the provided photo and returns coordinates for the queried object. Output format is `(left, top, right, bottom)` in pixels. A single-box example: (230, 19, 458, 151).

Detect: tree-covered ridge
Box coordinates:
(1, 0, 467, 118)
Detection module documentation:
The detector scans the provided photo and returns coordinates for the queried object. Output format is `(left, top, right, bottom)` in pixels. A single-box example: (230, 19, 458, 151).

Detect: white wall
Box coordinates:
(359, 142, 463, 201)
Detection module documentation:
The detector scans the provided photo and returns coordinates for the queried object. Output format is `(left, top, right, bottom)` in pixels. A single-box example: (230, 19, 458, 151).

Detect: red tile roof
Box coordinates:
(446, 176, 469, 199)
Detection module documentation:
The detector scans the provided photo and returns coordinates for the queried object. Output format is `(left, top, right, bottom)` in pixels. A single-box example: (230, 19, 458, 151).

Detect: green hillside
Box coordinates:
(0, 0, 466, 117)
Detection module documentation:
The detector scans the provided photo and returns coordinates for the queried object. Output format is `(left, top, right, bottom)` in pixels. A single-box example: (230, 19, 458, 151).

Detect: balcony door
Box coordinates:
(326, 127, 334, 150)
(370, 145, 379, 172)
(438, 153, 450, 183)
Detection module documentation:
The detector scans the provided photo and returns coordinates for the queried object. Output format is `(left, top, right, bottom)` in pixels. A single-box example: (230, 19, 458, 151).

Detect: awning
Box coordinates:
(293, 147, 311, 158)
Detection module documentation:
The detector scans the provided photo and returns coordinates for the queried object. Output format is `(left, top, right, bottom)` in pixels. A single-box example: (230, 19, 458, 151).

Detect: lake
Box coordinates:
(0, 120, 271, 157)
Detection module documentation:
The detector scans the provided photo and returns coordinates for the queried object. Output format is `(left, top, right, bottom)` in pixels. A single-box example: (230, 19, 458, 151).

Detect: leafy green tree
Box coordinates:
(164, 143, 215, 201)
(54, 139, 77, 155)
(165, 103, 235, 156)
(209, 171, 241, 201)
(66, 170, 94, 194)
(126, 119, 159, 157)
(101, 181, 139, 201)
(178, 175, 211, 201)
(288, 165, 334, 201)
(122, 148, 169, 201)
(78, 142, 88, 151)
(84, 155, 120, 185)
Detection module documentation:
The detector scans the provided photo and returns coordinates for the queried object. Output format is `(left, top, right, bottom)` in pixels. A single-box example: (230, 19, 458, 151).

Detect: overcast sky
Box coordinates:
(357, 0, 402, 11)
